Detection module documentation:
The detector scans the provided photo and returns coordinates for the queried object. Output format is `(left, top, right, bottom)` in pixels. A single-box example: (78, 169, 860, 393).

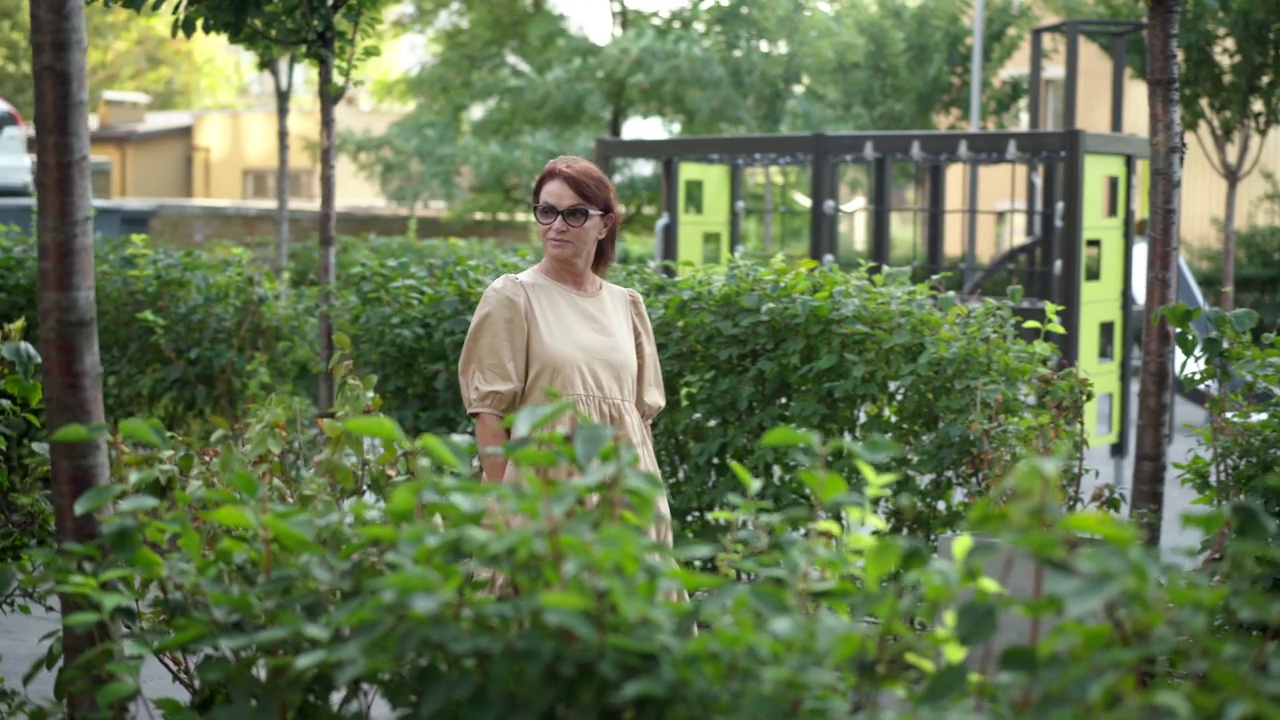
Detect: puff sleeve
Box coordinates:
(458, 274, 528, 418)
(628, 288, 667, 424)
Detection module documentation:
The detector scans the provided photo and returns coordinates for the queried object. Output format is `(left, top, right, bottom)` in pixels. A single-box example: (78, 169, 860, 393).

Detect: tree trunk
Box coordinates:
(762, 167, 774, 253)
(1220, 174, 1238, 311)
(271, 54, 294, 290)
(29, 0, 118, 714)
(316, 45, 337, 414)
(606, 0, 628, 138)
(1131, 0, 1184, 549)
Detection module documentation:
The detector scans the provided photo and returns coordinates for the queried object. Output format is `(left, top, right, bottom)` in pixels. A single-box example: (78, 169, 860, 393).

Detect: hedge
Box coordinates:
(3, 341, 1279, 718)
(0, 231, 1089, 543)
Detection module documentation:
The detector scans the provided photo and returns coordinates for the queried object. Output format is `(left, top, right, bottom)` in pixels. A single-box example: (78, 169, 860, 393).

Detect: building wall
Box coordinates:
(190, 111, 320, 201)
(91, 142, 127, 199)
(129, 133, 193, 198)
(966, 10, 1280, 260)
(188, 106, 404, 206)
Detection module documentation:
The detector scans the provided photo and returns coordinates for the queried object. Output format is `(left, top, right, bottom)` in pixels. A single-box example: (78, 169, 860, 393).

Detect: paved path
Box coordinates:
(0, 382, 1214, 714)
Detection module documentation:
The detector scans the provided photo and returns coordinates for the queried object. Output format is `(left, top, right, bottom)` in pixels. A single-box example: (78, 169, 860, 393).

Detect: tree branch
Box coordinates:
(1240, 126, 1268, 181)
(1192, 128, 1228, 179)
(338, 8, 364, 95)
(1227, 122, 1252, 180)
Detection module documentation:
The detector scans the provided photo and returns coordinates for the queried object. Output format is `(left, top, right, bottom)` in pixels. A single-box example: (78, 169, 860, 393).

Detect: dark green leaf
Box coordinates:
(117, 417, 166, 447)
(73, 484, 124, 517)
(955, 598, 999, 647)
(572, 423, 613, 469)
(918, 663, 968, 705)
(344, 414, 405, 442)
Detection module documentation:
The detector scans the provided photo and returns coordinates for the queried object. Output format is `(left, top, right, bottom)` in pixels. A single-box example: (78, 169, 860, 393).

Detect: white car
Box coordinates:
(0, 98, 34, 197)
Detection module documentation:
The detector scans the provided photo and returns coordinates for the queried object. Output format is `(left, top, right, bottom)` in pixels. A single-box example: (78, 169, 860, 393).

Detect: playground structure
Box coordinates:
(596, 18, 1161, 460)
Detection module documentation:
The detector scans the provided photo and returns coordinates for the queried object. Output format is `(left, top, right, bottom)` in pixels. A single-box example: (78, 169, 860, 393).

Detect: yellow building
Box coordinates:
(86, 90, 402, 207)
(945, 12, 1279, 264)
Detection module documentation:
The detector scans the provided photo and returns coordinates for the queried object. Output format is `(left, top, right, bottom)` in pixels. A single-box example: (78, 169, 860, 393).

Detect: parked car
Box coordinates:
(0, 98, 34, 197)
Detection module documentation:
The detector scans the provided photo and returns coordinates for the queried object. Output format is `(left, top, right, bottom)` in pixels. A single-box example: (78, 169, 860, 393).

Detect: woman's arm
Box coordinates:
(474, 412, 510, 482)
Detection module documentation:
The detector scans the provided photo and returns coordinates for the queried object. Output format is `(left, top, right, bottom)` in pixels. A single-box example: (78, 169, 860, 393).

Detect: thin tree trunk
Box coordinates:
(1131, 0, 1184, 549)
(1220, 174, 1238, 311)
(762, 168, 774, 253)
(271, 54, 295, 290)
(606, 0, 628, 138)
(316, 45, 337, 414)
(29, 0, 118, 715)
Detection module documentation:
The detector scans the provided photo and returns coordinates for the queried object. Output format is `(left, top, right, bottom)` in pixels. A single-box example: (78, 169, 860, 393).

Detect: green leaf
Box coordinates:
(997, 645, 1038, 674)
(801, 468, 848, 506)
(918, 663, 968, 705)
(728, 460, 763, 497)
(1, 339, 40, 377)
(1052, 574, 1126, 620)
(760, 426, 819, 448)
(511, 400, 573, 438)
(537, 590, 592, 611)
(62, 611, 104, 629)
(74, 484, 124, 517)
(115, 494, 161, 514)
(954, 598, 999, 647)
(343, 414, 405, 442)
(415, 433, 466, 471)
(1229, 307, 1260, 333)
(950, 533, 975, 564)
(95, 680, 139, 707)
(1059, 510, 1139, 544)
(204, 504, 258, 530)
(263, 515, 316, 549)
(228, 470, 261, 499)
(572, 423, 613, 469)
(117, 417, 165, 447)
(50, 422, 108, 443)
(862, 538, 902, 586)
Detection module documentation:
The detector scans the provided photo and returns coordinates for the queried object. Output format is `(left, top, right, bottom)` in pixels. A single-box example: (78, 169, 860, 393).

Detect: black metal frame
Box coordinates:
(597, 128, 1148, 458)
(1027, 18, 1146, 134)
(597, 130, 1146, 287)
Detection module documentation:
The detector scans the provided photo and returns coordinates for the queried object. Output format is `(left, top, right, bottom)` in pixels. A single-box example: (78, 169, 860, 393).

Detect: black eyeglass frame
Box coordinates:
(531, 203, 608, 228)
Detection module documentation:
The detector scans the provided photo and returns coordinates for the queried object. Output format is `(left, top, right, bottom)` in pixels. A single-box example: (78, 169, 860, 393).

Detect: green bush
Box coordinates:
(0, 230, 1091, 546)
(1170, 304, 1280, 605)
(1192, 171, 1280, 342)
(0, 233, 317, 432)
(330, 239, 1091, 544)
(4, 346, 1280, 719)
(0, 317, 51, 567)
(626, 260, 1090, 544)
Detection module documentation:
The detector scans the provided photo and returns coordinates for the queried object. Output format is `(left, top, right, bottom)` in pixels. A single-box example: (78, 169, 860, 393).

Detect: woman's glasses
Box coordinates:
(532, 203, 606, 228)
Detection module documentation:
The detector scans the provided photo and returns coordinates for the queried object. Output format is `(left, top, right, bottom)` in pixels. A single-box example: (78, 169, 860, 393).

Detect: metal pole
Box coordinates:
(963, 0, 985, 285)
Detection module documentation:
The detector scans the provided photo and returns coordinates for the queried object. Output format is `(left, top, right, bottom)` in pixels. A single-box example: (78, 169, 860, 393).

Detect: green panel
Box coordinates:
(1079, 227, 1126, 304)
(1077, 303, 1125, 376)
(1076, 153, 1132, 449)
(1082, 154, 1128, 231)
(676, 162, 732, 267)
(1082, 368, 1122, 447)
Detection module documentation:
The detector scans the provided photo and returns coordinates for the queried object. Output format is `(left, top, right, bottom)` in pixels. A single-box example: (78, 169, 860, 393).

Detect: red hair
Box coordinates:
(532, 155, 618, 278)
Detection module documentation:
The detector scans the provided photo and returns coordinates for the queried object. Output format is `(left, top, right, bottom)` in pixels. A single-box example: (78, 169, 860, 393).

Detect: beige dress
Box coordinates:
(457, 268, 675, 550)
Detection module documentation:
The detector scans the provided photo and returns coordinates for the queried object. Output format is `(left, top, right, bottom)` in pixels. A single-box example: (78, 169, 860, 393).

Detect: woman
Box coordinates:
(457, 155, 676, 553)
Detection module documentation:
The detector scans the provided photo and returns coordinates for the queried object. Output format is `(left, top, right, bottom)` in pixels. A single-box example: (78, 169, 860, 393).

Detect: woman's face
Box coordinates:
(534, 179, 610, 270)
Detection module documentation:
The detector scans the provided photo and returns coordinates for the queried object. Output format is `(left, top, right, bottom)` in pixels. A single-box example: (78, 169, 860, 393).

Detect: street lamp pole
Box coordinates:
(964, 0, 985, 286)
